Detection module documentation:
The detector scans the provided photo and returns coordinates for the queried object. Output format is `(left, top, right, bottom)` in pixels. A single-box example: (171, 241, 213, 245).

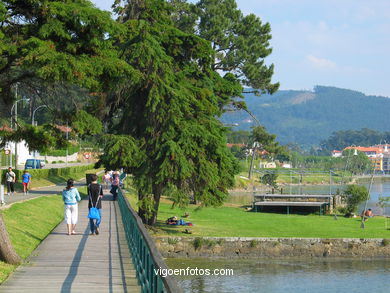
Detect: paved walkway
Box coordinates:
(1, 176, 90, 208)
(1, 184, 67, 208)
(0, 193, 140, 293)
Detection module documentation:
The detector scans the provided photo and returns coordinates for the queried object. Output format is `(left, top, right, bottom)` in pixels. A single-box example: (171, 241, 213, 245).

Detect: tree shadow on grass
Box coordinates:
(14, 227, 42, 242)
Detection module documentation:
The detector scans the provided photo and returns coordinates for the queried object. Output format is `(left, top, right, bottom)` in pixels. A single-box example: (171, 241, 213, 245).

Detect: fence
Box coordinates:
(117, 188, 182, 293)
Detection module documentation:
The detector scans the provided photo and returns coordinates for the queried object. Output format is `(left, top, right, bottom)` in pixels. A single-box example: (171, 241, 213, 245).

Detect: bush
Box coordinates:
(261, 173, 278, 188)
(1, 164, 95, 183)
(342, 185, 369, 216)
(41, 145, 79, 156)
(193, 237, 203, 251)
(167, 238, 179, 245)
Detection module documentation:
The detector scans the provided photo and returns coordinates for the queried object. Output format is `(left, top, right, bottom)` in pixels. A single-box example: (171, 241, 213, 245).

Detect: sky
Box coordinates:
(91, 0, 390, 97)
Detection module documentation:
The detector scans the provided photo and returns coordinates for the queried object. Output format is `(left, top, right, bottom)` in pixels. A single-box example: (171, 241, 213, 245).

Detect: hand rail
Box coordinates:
(117, 188, 182, 293)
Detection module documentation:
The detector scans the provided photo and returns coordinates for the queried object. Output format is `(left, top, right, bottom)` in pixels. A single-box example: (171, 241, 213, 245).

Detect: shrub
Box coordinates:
(342, 185, 369, 216)
(193, 237, 203, 251)
(167, 238, 179, 245)
(1, 164, 95, 183)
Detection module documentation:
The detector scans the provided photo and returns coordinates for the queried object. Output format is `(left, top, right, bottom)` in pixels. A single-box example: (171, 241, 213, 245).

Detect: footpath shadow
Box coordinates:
(60, 225, 90, 293)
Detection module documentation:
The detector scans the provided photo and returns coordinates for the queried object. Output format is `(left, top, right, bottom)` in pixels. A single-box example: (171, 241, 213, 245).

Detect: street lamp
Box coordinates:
(32, 105, 48, 126)
(10, 84, 30, 168)
(246, 112, 261, 179)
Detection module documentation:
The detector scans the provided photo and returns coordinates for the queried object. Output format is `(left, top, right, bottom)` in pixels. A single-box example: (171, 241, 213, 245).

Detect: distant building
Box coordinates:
(343, 145, 390, 172)
(259, 161, 277, 168)
(331, 150, 342, 157)
(281, 163, 292, 168)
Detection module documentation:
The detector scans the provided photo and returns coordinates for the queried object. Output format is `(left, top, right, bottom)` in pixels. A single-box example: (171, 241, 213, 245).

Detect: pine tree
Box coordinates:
(100, 0, 241, 224)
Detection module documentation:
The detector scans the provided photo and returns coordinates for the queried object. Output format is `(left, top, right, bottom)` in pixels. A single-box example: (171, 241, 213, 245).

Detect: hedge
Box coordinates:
(1, 164, 95, 183)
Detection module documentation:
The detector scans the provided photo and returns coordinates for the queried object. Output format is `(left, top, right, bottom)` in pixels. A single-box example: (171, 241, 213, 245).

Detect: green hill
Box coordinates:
(221, 86, 390, 147)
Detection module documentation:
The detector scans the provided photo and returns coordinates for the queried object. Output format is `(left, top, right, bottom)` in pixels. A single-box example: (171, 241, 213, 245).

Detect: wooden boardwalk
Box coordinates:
(0, 195, 140, 293)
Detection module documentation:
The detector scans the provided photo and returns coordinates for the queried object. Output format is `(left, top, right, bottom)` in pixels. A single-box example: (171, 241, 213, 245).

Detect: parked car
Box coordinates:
(25, 159, 45, 169)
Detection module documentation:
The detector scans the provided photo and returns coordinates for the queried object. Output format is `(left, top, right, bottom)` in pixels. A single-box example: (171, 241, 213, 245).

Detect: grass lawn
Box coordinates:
(126, 191, 390, 239)
(0, 186, 88, 284)
(0, 196, 63, 283)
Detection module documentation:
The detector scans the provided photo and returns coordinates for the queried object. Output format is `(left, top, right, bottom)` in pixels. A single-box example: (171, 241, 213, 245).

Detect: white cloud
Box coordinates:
(306, 55, 337, 70)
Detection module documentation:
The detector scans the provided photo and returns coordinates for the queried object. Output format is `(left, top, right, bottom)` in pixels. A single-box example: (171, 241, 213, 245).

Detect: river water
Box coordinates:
(166, 181, 390, 292)
(228, 180, 390, 215)
(167, 258, 390, 293)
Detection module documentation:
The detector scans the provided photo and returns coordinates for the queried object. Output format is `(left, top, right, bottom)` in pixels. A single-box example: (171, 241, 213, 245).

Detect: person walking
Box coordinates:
(103, 170, 111, 190)
(22, 170, 32, 195)
(110, 171, 120, 201)
(88, 174, 103, 235)
(62, 179, 81, 235)
(5, 167, 16, 196)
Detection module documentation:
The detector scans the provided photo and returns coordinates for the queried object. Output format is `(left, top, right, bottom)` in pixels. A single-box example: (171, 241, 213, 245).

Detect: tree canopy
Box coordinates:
(1, 0, 279, 228)
(98, 0, 242, 224)
(0, 0, 132, 104)
(168, 0, 279, 97)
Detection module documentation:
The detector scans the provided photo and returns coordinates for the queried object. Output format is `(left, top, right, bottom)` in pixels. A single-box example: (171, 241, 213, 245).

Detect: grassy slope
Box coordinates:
(126, 192, 390, 239)
(0, 196, 62, 283)
(0, 177, 91, 284)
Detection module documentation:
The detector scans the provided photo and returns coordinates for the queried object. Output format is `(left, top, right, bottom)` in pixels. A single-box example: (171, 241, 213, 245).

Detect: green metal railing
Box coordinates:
(118, 188, 182, 293)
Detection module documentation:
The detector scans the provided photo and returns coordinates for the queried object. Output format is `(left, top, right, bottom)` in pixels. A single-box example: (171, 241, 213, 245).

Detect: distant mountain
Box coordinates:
(221, 86, 390, 148)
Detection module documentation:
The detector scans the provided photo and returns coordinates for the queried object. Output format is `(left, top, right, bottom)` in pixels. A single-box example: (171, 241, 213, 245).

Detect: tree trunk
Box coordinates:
(137, 184, 162, 225)
(0, 214, 21, 265)
(137, 190, 148, 224)
(147, 186, 162, 226)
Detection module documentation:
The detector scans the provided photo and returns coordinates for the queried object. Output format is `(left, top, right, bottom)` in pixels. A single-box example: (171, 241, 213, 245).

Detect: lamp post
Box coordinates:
(32, 105, 47, 126)
(31, 105, 48, 158)
(246, 114, 261, 179)
(66, 121, 69, 167)
(10, 85, 30, 168)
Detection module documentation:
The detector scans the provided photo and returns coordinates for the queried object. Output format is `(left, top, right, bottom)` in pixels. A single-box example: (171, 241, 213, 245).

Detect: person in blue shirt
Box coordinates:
(22, 170, 32, 195)
(62, 179, 81, 235)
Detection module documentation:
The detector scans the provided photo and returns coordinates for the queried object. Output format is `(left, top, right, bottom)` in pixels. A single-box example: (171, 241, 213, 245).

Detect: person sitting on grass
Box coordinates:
(361, 208, 374, 221)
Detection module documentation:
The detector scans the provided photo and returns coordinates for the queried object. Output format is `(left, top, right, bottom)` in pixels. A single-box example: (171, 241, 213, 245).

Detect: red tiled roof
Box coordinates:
(226, 143, 246, 148)
(0, 126, 13, 131)
(55, 125, 72, 133)
(344, 146, 381, 153)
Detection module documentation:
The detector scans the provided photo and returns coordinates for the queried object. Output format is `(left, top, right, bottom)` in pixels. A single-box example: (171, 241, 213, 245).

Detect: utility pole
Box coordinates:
(248, 142, 258, 179)
(14, 84, 18, 169)
(66, 121, 69, 167)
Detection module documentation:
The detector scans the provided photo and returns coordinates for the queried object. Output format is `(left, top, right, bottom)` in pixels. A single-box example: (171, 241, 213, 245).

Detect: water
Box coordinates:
(167, 258, 390, 293)
(228, 180, 390, 215)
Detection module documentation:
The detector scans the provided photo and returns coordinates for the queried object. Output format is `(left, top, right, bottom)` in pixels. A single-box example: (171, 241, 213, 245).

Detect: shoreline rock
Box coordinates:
(154, 236, 390, 259)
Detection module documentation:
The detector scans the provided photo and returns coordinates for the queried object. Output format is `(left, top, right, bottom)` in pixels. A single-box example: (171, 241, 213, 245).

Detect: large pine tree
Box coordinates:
(100, 0, 242, 224)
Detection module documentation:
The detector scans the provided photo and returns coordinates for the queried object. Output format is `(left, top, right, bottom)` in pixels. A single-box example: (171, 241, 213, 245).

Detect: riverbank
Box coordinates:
(155, 236, 390, 258)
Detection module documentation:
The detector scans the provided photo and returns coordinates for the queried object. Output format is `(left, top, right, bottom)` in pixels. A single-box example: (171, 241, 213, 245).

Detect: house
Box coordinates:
(343, 145, 390, 172)
(331, 150, 342, 157)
